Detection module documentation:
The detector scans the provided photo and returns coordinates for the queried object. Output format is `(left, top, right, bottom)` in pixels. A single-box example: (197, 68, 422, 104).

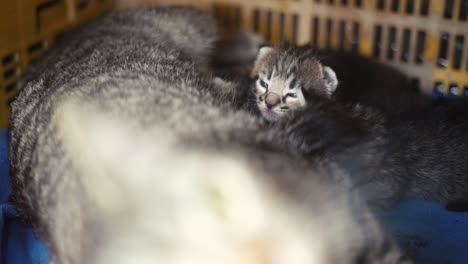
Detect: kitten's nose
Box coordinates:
(265, 93, 281, 109)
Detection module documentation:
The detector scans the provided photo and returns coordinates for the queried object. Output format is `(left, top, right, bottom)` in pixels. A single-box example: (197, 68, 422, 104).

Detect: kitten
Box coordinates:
(251, 45, 426, 121)
(9, 6, 409, 264)
(252, 45, 468, 206)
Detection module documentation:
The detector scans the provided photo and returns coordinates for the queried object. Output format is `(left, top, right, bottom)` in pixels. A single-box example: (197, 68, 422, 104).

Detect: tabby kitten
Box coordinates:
(252, 45, 468, 207)
(251, 45, 426, 121)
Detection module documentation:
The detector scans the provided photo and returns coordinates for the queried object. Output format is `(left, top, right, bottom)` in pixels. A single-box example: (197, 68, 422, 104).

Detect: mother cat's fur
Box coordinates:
(9, 7, 409, 264)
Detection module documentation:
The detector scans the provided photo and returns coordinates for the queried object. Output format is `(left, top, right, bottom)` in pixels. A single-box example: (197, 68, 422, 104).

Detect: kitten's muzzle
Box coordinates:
(264, 93, 281, 109)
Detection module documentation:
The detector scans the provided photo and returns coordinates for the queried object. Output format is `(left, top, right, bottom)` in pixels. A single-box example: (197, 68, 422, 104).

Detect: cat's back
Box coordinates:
(8, 6, 221, 237)
(10, 6, 218, 148)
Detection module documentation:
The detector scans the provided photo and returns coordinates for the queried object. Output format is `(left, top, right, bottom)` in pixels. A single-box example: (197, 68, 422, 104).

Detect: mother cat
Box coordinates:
(9, 6, 409, 264)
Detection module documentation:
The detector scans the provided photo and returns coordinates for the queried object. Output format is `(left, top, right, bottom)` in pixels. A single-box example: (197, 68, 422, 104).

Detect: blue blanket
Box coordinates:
(0, 129, 50, 264)
(0, 128, 467, 263)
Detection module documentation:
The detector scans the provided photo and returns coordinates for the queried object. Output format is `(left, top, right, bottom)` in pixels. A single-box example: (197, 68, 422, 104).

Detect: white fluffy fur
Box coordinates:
(57, 100, 326, 264)
(323, 66, 338, 95)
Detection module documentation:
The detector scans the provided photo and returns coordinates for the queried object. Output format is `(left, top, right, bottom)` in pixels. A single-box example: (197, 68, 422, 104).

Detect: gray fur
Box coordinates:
(9, 7, 409, 264)
(275, 82, 468, 208)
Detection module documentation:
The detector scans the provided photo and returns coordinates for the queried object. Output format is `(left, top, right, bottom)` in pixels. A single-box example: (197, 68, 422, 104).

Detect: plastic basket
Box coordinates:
(199, 0, 468, 95)
(2, 0, 468, 128)
(0, 0, 112, 128)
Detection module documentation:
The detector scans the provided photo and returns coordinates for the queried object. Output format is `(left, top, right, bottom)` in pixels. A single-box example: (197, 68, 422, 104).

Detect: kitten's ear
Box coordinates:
(256, 46, 275, 62)
(323, 66, 338, 96)
(252, 46, 275, 78)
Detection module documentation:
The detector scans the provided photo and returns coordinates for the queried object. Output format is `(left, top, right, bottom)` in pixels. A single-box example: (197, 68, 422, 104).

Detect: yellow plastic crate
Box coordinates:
(0, 0, 113, 129)
(2, 0, 468, 128)
(204, 0, 468, 94)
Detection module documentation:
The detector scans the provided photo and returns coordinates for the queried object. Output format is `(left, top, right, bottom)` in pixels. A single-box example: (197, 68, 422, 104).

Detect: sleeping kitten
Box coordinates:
(252, 45, 468, 206)
(8, 6, 409, 264)
(251, 45, 426, 121)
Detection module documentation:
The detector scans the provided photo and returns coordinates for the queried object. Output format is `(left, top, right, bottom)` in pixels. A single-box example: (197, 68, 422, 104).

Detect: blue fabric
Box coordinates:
(1, 128, 468, 263)
(381, 201, 468, 264)
(0, 129, 50, 264)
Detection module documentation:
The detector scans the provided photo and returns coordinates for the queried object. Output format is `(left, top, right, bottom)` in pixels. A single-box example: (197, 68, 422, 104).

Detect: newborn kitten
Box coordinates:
(251, 45, 426, 121)
(251, 45, 468, 207)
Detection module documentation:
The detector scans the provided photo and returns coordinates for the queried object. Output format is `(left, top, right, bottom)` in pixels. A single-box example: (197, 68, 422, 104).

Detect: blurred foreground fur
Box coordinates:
(58, 101, 409, 264)
(212, 27, 266, 79)
(9, 6, 409, 264)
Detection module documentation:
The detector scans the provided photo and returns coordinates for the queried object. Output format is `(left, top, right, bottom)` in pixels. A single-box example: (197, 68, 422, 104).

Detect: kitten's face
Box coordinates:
(255, 70, 307, 122)
(252, 46, 338, 122)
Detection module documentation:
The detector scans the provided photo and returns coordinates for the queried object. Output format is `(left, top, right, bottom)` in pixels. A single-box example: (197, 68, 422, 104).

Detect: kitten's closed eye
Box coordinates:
(289, 79, 297, 89)
(286, 93, 298, 98)
(259, 79, 268, 89)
